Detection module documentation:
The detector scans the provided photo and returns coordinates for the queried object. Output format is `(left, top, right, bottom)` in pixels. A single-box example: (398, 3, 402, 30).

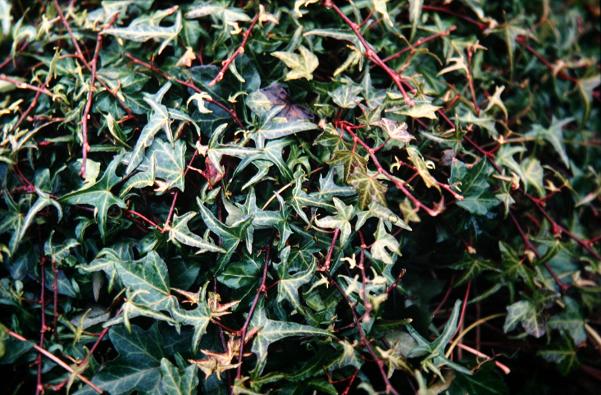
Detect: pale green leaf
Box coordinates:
(272, 46, 319, 81)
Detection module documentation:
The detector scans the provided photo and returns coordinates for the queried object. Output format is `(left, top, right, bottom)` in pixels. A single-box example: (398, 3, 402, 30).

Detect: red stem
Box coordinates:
(52, 258, 59, 333)
(3, 328, 103, 394)
(341, 368, 360, 395)
(325, 1, 414, 106)
(10, 83, 45, 135)
(516, 36, 578, 84)
(509, 211, 569, 292)
(433, 276, 455, 317)
(36, 256, 47, 395)
(80, 15, 118, 178)
(0, 74, 54, 97)
(338, 121, 447, 216)
(125, 209, 164, 232)
(124, 53, 243, 128)
(422, 5, 488, 30)
(319, 228, 341, 272)
(209, 14, 259, 86)
(235, 246, 270, 382)
(326, 272, 399, 395)
(53, 0, 90, 69)
(382, 26, 456, 63)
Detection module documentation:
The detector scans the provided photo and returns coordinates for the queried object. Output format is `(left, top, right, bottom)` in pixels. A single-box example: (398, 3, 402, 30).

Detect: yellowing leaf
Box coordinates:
(398, 103, 441, 120)
(371, 220, 401, 264)
(484, 85, 508, 119)
(438, 56, 468, 76)
(293, 0, 319, 18)
(372, 0, 393, 27)
(187, 92, 213, 114)
(348, 167, 388, 209)
(176, 47, 196, 67)
(375, 118, 414, 148)
(406, 145, 440, 190)
(272, 46, 319, 81)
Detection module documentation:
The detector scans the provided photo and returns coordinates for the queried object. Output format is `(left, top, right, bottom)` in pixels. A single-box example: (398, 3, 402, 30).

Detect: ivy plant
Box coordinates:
(0, 0, 600, 394)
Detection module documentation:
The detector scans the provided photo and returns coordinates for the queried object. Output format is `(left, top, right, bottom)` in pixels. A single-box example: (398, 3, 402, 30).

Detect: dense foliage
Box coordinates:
(1, 0, 600, 394)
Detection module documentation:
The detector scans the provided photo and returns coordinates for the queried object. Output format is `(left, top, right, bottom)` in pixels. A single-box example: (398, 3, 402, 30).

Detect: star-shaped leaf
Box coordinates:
(275, 246, 316, 314)
(249, 301, 330, 373)
(157, 358, 198, 395)
(450, 159, 500, 216)
(374, 118, 414, 150)
(114, 251, 175, 311)
(197, 200, 251, 272)
(60, 155, 126, 240)
(170, 286, 212, 351)
(10, 188, 62, 254)
(168, 212, 225, 254)
(272, 46, 319, 81)
(370, 220, 401, 264)
(348, 166, 388, 209)
(526, 117, 573, 169)
(315, 197, 355, 245)
(125, 83, 173, 175)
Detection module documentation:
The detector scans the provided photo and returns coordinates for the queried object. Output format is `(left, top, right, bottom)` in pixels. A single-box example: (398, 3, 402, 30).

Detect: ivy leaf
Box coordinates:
(317, 168, 356, 199)
(356, 201, 412, 231)
(372, 0, 393, 28)
(496, 145, 526, 185)
(290, 176, 335, 224)
(157, 358, 198, 395)
(396, 103, 441, 120)
(548, 297, 586, 345)
(272, 46, 319, 81)
(249, 301, 331, 373)
(374, 118, 414, 150)
(329, 147, 368, 182)
(450, 159, 500, 215)
(105, 8, 182, 54)
(483, 85, 508, 119)
(197, 201, 251, 271)
(348, 167, 388, 209)
(457, 111, 498, 138)
(538, 338, 579, 375)
(170, 286, 211, 351)
(113, 251, 174, 312)
(315, 197, 355, 245)
(406, 301, 471, 376)
(234, 139, 294, 182)
(526, 117, 573, 169)
(276, 246, 317, 313)
(520, 157, 545, 197)
(408, 0, 423, 33)
(329, 83, 363, 109)
(10, 188, 62, 254)
(576, 75, 600, 122)
(125, 83, 173, 175)
(60, 155, 126, 240)
(256, 119, 318, 142)
(140, 138, 187, 194)
(448, 362, 508, 395)
(504, 300, 546, 338)
(77, 324, 164, 395)
(406, 145, 440, 190)
(370, 220, 401, 264)
(168, 212, 225, 254)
